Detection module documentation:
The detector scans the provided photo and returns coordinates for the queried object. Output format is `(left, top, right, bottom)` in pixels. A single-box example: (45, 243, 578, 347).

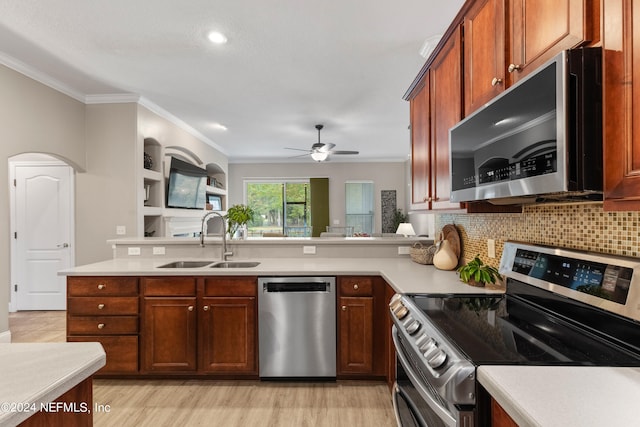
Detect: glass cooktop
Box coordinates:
(408, 281, 640, 366)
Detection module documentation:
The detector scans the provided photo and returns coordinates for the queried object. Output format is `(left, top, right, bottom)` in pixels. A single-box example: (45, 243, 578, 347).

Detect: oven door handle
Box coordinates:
(394, 333, 457, 427)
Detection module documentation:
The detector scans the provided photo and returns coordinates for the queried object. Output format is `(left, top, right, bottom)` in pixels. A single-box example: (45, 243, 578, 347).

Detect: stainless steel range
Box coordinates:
(390, 241, 640, 426)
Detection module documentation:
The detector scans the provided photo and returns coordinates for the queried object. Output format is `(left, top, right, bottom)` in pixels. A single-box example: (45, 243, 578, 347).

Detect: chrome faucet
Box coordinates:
(200, 211, 232, 260)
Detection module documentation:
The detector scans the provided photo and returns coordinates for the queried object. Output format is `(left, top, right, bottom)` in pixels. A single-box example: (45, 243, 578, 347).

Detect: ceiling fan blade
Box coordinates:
(284, 147, 312, 152)
(329, 150, 359, 155)
(287, 153, 311, 158)
(314, 142, 335, 152)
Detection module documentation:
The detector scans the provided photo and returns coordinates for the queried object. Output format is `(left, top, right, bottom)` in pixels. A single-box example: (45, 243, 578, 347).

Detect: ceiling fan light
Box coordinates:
(311, 151, 328, 162)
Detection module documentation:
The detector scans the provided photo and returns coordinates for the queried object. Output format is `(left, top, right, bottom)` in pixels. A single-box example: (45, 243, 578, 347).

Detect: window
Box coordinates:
(345, 181, 374, 235)
(245, 181, 312, 237)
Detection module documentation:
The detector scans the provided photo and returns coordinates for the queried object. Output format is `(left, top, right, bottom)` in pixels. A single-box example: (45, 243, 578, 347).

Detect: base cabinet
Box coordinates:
(140, 276, 257, 375)
(337, 276, 387, 378)
(66, 277, 139, 375)
(200, 277, 257, 374)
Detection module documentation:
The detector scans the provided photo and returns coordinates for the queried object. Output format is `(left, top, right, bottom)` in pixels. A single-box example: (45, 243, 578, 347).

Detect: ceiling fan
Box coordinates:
(285, 124, 359, 162)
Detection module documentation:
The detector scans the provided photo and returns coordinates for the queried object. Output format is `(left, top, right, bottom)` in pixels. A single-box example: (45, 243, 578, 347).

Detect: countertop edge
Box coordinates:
(0, 343, 106, 426)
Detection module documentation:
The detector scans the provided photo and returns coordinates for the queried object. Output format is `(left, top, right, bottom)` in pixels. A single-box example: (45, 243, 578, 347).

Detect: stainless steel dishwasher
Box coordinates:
(258, 276, 336, 378)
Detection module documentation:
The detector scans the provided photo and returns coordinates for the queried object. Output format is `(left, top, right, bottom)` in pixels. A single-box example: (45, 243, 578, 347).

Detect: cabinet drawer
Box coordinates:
(339, 277, 373, 296)
(68, 277, 138, 296)
(67, 316, 138, 335)
(68, 335, 138, 374)
(68, 297, 138, 315)
(204, 277, 257, 297)
(142, 277, 197, 296)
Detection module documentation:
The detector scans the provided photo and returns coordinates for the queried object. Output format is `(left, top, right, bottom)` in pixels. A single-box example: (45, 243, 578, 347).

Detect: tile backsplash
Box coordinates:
(436, 202, 640, 268)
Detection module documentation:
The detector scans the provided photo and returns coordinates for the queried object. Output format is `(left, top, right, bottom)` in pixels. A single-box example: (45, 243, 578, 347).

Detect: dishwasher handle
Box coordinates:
(263, 282, 331, 293)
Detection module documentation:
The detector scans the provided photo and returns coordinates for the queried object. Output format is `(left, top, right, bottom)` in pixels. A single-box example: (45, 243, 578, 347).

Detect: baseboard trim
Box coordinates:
(0, 330, 12, 343)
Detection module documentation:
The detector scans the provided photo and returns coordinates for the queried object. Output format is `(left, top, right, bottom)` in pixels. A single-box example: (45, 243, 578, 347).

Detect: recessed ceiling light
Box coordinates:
(211, 123, 228, 131)
(207, 31, 228, 45)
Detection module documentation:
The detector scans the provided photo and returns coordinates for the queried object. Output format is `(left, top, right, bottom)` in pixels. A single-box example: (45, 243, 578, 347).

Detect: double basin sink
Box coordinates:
(158, 260, 260, 269)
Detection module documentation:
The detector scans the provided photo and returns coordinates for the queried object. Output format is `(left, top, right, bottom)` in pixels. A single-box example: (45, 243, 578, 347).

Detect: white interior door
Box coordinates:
(14, 164, 73, 310)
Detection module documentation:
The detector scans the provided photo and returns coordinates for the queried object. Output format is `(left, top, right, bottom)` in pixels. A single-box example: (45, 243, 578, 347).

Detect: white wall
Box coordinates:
(228, 161, 406, 233)
(0, 65, 87, 336)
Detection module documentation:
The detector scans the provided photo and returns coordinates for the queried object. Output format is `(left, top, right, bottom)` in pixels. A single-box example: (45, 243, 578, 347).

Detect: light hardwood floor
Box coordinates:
(9, 311, 396, 427)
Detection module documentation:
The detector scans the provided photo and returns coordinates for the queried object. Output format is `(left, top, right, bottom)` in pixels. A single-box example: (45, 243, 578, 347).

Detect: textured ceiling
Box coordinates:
(0, 0, 464, 163)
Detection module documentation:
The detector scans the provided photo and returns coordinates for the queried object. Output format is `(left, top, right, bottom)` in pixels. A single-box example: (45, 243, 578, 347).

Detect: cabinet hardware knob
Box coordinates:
(203, 306, 210, 311)
(423, 196, 428, 203)
(491, 77, 503, 86)
(97, 284, 105, 290)
(97, 323, 105, 329)
(188, 306, 194, 312)
(428, 197, 433, 202)
(97, 304, 105, 310)
(508, 63, 522, 73)
(353, 284, 359, 290)
(342, 306, 347, 311)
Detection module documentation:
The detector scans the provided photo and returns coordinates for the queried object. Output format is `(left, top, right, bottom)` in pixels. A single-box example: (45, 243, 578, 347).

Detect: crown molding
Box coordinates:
(85, 93, 140, 104)
(137, 96, 227, 155)
(0, 51, 86, 102)
(0, 52, 226, 155)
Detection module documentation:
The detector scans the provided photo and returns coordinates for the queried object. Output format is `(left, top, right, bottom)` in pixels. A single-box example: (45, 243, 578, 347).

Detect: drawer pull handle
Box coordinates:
(508, 63, 522, 73)
(188, 306, 194, 312)
(97, 284, 105, 290)
(97, 323, 105, 329)
(342, 306, 347, 311)
(97, 304, 105, 310)
(353, 284, 359, 290)
(203, 306, 210, 311)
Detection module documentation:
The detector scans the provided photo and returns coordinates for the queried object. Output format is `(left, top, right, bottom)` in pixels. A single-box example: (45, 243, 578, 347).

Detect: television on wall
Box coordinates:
(166, 157, 207, 209)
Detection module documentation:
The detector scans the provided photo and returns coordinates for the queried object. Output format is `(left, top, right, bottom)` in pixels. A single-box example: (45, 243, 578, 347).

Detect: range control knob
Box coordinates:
(394, 305, 409, 320)
(422, 339, 438, 358)
(428, 350, 448, 369)
(405, 319, 421, 335)
(389, 296, 403, 312)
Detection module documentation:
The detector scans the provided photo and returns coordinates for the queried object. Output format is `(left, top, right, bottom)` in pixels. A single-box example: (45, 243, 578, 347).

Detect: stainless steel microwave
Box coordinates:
(449, 48, 603, 204)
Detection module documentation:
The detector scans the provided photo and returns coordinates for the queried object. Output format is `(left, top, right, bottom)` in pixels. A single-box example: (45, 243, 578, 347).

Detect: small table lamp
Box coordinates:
(396, 223, 416, 237)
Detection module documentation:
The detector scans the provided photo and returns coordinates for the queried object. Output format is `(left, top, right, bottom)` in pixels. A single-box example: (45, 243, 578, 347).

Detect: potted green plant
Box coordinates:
(226, 204, 255, 239)
(457, 255, 501, 287)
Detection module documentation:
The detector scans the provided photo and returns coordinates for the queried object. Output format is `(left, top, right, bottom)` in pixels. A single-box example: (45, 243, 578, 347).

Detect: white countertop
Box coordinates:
(0, 342, 106, 426)
(59, 257, 504, 295)
(478, 365, 640, 427)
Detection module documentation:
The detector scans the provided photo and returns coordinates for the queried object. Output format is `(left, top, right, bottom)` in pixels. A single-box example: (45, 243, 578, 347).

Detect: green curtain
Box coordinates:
(310, 178, 329, 237)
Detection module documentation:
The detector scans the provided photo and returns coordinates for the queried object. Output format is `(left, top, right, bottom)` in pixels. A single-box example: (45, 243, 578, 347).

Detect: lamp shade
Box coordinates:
(311, 151, 328, 162)
(396, 223, 416, 237)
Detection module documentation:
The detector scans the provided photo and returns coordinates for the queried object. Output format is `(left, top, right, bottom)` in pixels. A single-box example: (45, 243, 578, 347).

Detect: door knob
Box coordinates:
(203, 306, 210, 311)
(491, 77, 503, 86)
(97, 323, 105, 329)
(97, 304, 105, 310)
(342, 306, 347, 311)
(353, 284, 359, 290)
(188, 306, 194, 312)
(97, 284, 106, 290)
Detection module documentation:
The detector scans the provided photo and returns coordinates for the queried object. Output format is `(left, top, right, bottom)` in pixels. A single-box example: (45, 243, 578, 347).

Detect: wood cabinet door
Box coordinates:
(142, 297, 197, 372)
(200, 296, 257, 373)
(338, 296, 374, 374)
(410, 77, 431, 210)
(430, 25, 463, 210)
(464, 0, 506, 115)
(509, 0, 592, 84)
(603, 0, 640, 210)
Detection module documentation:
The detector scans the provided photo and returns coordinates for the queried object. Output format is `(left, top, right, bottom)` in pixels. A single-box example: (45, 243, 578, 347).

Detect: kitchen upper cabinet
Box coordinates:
(200, 277, 257, 374)
(602, 0, 640, 210)
(508, 0, 595, 84)
(464, 0, 506, 115)
(429, 25, 464, 210)
(337, 277, 387, 378)
(409, 78, 431, 210)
